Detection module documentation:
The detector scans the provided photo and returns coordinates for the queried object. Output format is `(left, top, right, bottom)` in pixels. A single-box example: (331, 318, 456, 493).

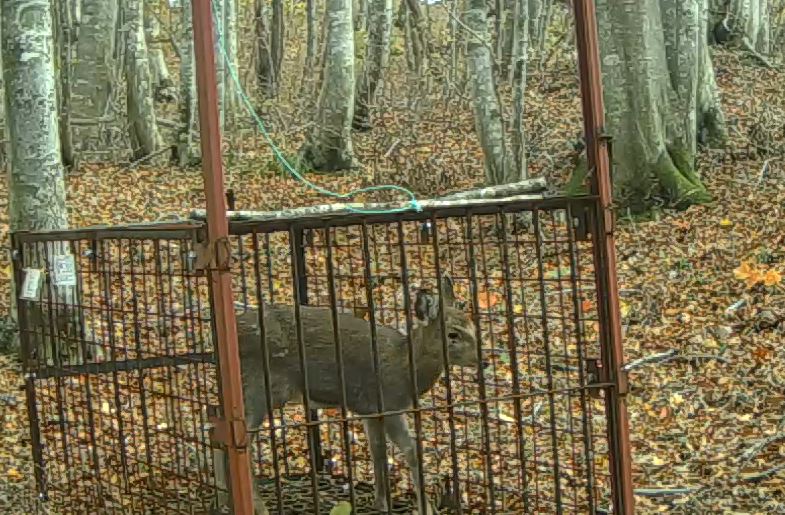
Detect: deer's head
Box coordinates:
(414, 275, 479, 368)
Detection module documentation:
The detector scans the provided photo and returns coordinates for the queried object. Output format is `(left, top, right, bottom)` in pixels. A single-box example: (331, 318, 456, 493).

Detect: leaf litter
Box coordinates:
(0, 45, 782, 513)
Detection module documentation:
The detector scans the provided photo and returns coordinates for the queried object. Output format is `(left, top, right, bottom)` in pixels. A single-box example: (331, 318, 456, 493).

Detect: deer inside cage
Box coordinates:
(13, 194, 626, 514)
(215, 197, 616, 514)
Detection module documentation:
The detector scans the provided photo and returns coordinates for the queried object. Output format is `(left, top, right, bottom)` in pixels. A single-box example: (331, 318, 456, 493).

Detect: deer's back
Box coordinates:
(237, 306, 445, 415)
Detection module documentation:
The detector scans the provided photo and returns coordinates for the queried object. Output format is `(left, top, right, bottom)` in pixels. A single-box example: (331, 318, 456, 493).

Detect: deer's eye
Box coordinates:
(448, 331, 459, 340)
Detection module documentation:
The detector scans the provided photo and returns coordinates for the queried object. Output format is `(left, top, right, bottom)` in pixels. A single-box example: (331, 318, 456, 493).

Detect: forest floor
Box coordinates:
(1, 47, 785, 513)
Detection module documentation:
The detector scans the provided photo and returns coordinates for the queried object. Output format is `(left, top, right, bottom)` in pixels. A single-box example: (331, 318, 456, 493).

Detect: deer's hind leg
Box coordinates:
(212, 379, 277, 514)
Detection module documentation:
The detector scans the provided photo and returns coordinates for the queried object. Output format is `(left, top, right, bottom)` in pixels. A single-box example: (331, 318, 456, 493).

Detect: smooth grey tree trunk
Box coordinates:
(466, 0, 518, 185)
(178, 0, 200, 166)
(733, 0, 770, 53)
(403, 0, 428, 77)
(222, 0, 239, 126)
(125, 0, 162, 159)
(511, 0, 529, 177)
(4, 0, 68, 232)
(144, 11, 177, 103)
(299, 0, 355, 171)
(353, 0, 393, 131)
(709, 0, 770, 54)
(306, 0, 318, 70)
(70, 0, 118, 151)
(589, 0, 726, 211)
(3, 0, 70, 354)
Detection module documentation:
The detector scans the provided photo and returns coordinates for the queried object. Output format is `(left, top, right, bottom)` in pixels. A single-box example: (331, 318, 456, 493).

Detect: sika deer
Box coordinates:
(212, 275, 478, 514)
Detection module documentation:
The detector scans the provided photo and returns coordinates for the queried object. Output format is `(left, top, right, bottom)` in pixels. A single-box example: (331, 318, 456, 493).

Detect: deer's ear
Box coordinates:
(440, 274, 456, 307)
(415, 289, 439, 321)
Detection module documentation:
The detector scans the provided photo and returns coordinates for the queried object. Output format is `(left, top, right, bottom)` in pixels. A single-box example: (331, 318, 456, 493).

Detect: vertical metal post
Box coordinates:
(190, 1, 255, 514)
(293, 227, 324, 471)
(11, 237, 48, 501)
(572, 1, 635, 514)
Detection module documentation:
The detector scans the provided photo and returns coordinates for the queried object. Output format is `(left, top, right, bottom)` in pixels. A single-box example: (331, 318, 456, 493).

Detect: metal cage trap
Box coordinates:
(12, 190, 632, 514)
(9, 0, 634, 513)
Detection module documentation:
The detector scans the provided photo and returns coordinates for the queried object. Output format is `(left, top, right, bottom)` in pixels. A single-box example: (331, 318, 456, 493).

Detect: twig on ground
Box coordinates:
(622, 350, 678, 372)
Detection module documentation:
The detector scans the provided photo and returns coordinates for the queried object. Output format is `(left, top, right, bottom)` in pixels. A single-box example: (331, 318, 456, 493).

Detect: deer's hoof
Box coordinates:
(372, 498, 389, 512)
(253, 496, 270, 515)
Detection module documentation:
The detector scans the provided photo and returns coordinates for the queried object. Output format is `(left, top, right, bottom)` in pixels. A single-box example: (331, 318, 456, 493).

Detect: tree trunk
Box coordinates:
(3, 0, 70, 355)
(710, 0, 770, 54)
(466, 0, 518, 185)
(69, 0, 119, 152)
(590, 0, 726, 211)
(255, 0, 284, 97)
(222, 0, 239, 126)
(511, 0, 529, 177)
(299, 0, 355, 171)
(403, 0, 428, 77)
(732, 0, 770, 54)
(144, 11, 177, 103)
(306, 0, 318, 70)
(353, 0, 393, 131)
(178, 0, 200, 166)
(125, 0, 162, 159)
(271, 0, 284, 91)
(3, 0, 67, 231)
(53, 0, 76, 168)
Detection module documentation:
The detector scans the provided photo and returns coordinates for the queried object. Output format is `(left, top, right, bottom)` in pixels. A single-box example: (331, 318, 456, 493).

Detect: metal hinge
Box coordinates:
(572, 205, 592, 242)
(208, 405, 249, 449)
(585, 358, 604, 399)
(195, 236, 232, 272)
(586, 357, 629, 398)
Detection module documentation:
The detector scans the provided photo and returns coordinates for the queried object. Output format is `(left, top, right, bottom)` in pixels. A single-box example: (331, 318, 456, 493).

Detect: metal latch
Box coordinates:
(195, 236, 232, 272)
(208, 406, 249, 449)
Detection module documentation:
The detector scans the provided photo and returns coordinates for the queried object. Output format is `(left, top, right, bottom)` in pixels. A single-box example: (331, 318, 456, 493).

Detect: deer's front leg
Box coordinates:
(384, 414, 434, 515)
(363, 417, 391, 512)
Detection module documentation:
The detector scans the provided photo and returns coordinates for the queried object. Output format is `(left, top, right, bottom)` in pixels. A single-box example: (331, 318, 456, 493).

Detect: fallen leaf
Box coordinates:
(763, 269, 781, 287)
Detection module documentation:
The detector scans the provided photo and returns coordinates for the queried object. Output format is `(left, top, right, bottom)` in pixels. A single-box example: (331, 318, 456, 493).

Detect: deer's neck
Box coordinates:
(411, 324, 447, 396)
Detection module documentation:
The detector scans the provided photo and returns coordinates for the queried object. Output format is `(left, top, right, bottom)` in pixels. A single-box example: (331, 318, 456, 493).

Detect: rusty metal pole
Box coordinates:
(191, 0, 255, 513)
(572, 1, 635, 514)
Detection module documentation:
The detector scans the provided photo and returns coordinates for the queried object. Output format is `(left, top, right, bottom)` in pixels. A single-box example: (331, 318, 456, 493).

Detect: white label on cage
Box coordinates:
(19, 269, 42, 300)
(52, 254, 77, 287)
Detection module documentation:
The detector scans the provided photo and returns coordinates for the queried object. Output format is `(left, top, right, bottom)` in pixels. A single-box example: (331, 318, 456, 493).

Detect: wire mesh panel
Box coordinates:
(13, 195, 627, 514)
(227, 196, 615, 514)
(12, 224, 225, 514)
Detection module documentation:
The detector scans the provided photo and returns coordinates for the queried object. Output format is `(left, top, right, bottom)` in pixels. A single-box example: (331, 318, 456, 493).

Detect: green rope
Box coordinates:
(209, 2, 422, 214)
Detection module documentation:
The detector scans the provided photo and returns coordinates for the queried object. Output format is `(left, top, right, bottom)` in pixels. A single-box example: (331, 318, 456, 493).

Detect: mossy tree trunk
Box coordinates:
(587, 0, 727, 211)
(299, 0, 355, 171)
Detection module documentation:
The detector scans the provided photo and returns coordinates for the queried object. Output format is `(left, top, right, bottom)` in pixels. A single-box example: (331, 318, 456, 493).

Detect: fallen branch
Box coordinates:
(622, 350, 728, 372)
(622, 350, 678, 372)
(120, 145, 175, 172)
(740, 415, 785, 466)
(435, 177, 548, 201)
(633, 486, 702, 498)
(190, 189, 554, 225)
(739, 462, 785, 483)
